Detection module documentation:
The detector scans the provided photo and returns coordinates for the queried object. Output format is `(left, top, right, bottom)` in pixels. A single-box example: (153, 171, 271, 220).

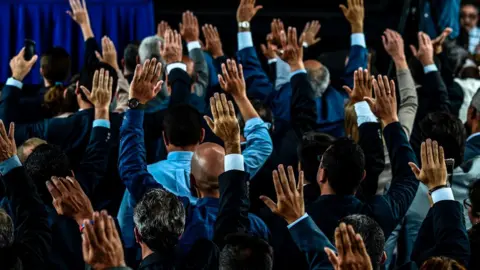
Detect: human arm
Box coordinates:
(67, 0, 98, 68)
(0, 122, 51, 269)
(382, 29, 418, 138)
(181, 11, 209, 98)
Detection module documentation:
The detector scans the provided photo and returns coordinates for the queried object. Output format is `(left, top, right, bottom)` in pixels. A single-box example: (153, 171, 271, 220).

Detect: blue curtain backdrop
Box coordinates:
(0, 0, 155, 84)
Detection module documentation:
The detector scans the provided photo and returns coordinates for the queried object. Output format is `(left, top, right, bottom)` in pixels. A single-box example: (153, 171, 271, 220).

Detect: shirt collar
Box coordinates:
(467, 132, 480, 142)
(167, 151, 194, 161)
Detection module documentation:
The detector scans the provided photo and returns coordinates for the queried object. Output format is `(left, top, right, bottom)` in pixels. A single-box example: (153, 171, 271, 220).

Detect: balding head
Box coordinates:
(304, 60, 330, 98)
(191, 143, 225, 196)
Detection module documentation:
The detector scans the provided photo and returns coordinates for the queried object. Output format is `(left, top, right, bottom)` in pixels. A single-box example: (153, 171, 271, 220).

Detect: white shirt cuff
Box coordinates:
(6, 78, 23, 89)
(467, 132, 480, 142)
(431, 187, 455, 204)
(268, 58, 278, 64)
(224, 154, 245, 172)
(238, 32, 254, 51)
(287, 213, 309, 229)
(354, 101, 378, 126)
(302, 42, 309, 48)
(187, 41, 201, 52)
(166, 63, 187, 75)
(351, 33, 366, 48)
(423, 64, 438, 74)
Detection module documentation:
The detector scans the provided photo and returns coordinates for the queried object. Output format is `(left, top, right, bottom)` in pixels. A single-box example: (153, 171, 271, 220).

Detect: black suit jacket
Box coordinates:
(411, 200, 470, 267)
(2, 166, 51, 269)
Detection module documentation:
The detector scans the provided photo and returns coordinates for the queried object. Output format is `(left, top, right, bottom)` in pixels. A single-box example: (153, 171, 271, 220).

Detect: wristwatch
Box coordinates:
(128, 98, 146, 110)
(428, 184, 450, 195)
(238, 21, 250, 29)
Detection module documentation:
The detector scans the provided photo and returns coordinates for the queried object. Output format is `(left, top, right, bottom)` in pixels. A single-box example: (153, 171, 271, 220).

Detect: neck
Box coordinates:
(76, 96, 93, 110)
(140, 243, 154, 260)
(198, 190, 220, 199)
(167, 145, 198, 153)
(319, 183, 336, 196)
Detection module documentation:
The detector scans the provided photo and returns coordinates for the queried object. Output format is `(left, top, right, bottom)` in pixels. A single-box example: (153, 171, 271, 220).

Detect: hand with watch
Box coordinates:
(127, 58, 164, 110)
(237, 0, 263, 31)
(408, 139, 449, 194)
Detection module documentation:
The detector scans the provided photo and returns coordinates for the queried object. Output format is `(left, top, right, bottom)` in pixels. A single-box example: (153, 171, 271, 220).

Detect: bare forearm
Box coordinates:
(81, 25, 94, 41)
(95, 108, 109, 121)
(393, 56, 408, 71)
(234, 95, 259, 122)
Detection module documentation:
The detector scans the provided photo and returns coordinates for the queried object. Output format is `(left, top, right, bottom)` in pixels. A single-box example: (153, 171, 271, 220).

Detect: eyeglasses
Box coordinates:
(464, 198, 472, 209)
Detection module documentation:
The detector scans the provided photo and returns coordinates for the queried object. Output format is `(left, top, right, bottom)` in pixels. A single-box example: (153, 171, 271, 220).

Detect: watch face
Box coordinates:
(128, 99, 139, 109)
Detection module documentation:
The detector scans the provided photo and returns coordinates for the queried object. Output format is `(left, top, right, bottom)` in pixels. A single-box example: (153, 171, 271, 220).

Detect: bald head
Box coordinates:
(304, 60, 330, 98)
(191, 143, 225, 193)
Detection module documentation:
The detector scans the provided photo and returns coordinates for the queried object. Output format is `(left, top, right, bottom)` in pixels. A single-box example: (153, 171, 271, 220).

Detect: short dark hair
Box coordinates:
(421, 257, 466, 270)
(419, 112, 466, 166)
(24, 144, 71, 204)
(469, 179, 480, 217)
(219, 233, 273, 270)
(321, 138, 365, 195)
(163, 104, 203, 147)
(78, 62, 119, 104)
(238, 99, 273, 133)
(298, 132, 335, 183)
(134, 189, 185, 253)
(342, 215, 385, 270)
(124, 43, 139, 73)
(40, 47, 71, 84)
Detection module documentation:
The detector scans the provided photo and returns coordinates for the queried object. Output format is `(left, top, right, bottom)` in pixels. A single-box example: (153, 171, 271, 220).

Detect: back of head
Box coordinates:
(305, 60, 330, 98)
(298, 132, 335, 183)
(469, 179, 480, 218)
(238, 99, 273, 133)
(163, 104, 203, 147)
(78, 62, 119, 104)
(219, 233, 273, 270)
(17, 137, 47, 163)
(123, 43, 139, 73)
(24, 144, 71, 204)
(421, 257, 466, 270)
(139, 35, 164, 64)
(191, 143, 225, 193)
(419, 112, 466, 166)
(133, 189, 185, 253)
(40, 47, 71, 84)
(321, 138, 365, 195)
(342, 215, 385, 270)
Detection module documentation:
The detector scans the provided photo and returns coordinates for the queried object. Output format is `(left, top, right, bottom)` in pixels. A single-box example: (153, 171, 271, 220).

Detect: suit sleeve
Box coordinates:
(416, 70, 450, 122)
(411, 201, 470, 267)
(189, 47, 209, 98)
(356, 122, 385, 199)
(3, 164, 51, 269)
(289, 215, 335, 270)
(168, 67, 193, 106)
(242, 117, 273, 179)
(396, 68, 418, 138)
(383, 122, 420, 232)
(289, 72, 318, 138)
(213, 170, 250, 248)
(84, 37, 101, 69)
(76, 124, 111, 197)
(342, 41, 368, 89)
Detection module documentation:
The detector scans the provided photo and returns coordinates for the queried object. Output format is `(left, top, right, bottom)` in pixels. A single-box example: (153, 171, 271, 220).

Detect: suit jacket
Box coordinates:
(1, 166, 51, 270)
(289, 216, 335, 270)
(411, 200, 470, 267)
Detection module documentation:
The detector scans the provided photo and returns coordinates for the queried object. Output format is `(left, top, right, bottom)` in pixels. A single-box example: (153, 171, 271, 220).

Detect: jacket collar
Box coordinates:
(139, 252, 175, 269)
(167, 151, 194, 161)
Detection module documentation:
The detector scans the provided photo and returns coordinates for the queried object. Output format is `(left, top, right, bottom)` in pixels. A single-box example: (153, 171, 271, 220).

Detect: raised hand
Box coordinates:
(0, 121, 16, 162)
(47, 176, 93, 226)
(325, 223, 373, 270)
(382, 29, 405, 62)
(204, 93, 241, 154)
(431, 27, 453, 55)
(410, 32, 434, 66)
(237, 0, 263, 23)
(339, 0, 365, 33)
(10, 47, 38, 81)
(260, 165, 305, 224)
(271, 19, 285, 46)
(343, 67, 372, 104)
(408, 139, 447, 190)
(67, 0, 90, 26)
(364, 75, 398, 126)
(218, 59, 246, 99)
(82, 211, 126, 269)
(300, 20, 321, 47)
(279, 27, 305, 71)
(160, 29, 183, 65)
(80, 68, 113, 110)
(95, 36, 119, 71)
(157, 21, 171, 39)
(180, 11, 200, 43)
(129, 58, 163, 105)
(260, 34, 278, 60)
(202, 24, 224, 58)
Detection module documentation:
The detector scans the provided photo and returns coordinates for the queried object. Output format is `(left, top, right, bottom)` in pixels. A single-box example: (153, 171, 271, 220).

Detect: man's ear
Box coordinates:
(134, 227, 141, 244)
(40, 67, 44, 76)
(380, 251, 387, 265)
(63, 89, 68, 99)
(317, 167, 326, 184)
(162, 131, 169, 147)
(200, 128, 205, 143)
(74, 81, 80, 95)
(361, 170, 366, 182)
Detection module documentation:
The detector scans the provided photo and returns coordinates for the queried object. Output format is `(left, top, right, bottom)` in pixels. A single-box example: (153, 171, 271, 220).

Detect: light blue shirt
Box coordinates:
(0, 155, 21, 176)
(354, 101, 378, 126)
(423, 64, 438, 74)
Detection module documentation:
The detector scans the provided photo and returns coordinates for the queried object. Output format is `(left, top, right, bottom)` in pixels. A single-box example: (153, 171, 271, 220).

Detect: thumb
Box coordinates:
(364, 97, 376, 111)
(95, 51, 103, 62)
(204, 116, 215, 131)
(80, 86, 92, 99)
(339, 4, 348, 15)
(408, 162, 421, 179)
(342, 85, 353, 97)
(409, 45, 418, 57)
(153, 80, 164, 96)
(260, 195, 278, 213)
(28, 55, 38, 67)
(313, 37, 321, 45)
(254, 5, 263, 13)
(325, 247, 339, 267)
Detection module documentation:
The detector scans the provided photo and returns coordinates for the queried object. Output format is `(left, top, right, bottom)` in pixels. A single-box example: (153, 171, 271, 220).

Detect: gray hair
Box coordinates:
(139, 35, 164, 64)
(307, 65, 330, 98)
(0, 209, 14, 248)
(134, 189, 185, 252)
(472, 88, 480, 111)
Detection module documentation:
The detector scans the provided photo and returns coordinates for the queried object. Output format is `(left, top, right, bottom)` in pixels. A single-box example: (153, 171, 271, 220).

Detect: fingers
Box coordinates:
(103, 211, 114, 240)
(52, 176, 69, 195)
(410, 45, 418, 57)
(287, 166, 296, 195)
(8, 122, 15, 146)
(93, 212, 108, 244)
(334, 225, 344, 256)
(227, 100, 236, 118)
(46, 180, 61, 199)
(210, 96, 219, 121)
(214, 93, 225, 119)
(325, 247, 340, 267)
(218, 74, 227, 90)
(277, 165, 290, 197)
(376, 75, 385, 97)
(343, 86, 353, 97)
(432, 140, 439, 165)
(80, 86, 92, 100)
(84, 219, 99, 249)
(92, 69, 99, 92)
(339, 4, 348, 16)
(297, 171, 304, 198)
(426, 139, 434, 166)
(272, 169, 285, 199)
(260, 195, 278, 213)
(421, 141, 428, 167)
(220, 93, 230, 117)
(0, 120, 8, 143)
(339, 223, 352, 254)
(204, 116, 215, 132)
(354, 70, 360, 90)
(347, 225, 358, 253)
(408, 162, 421, 179)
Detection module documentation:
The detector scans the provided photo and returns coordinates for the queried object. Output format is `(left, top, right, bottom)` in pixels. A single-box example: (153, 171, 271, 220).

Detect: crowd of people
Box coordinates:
(0, 0, 479, 269)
